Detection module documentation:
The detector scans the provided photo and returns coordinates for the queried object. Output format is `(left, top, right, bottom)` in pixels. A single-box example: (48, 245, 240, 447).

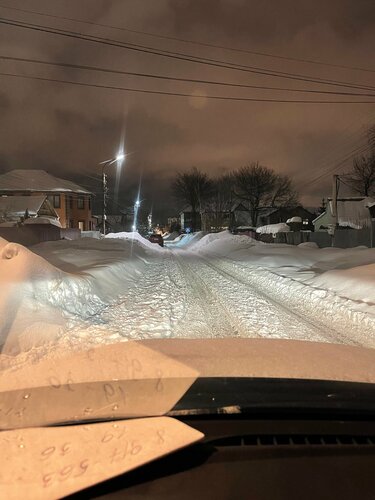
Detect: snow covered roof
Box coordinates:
(0, 169, 91, 194)
(314, 197, 373, 228)
(256, 222, 291, 234)
(0, 195, 46, 216)
(364, 197, 375, 209)
(331, 198, 372, 229)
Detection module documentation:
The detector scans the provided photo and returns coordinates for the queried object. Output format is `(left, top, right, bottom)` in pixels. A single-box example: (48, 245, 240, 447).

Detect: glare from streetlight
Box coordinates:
(116, 152, 125, 163)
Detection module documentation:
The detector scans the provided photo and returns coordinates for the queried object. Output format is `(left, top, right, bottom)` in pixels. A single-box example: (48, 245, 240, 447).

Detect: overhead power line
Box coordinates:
(302, 142, 373, 188)
(2, 55, 375, 98)
(2, 70, 375, 104)
(1, 16, 375, 93)
(0, 2, 374, 75)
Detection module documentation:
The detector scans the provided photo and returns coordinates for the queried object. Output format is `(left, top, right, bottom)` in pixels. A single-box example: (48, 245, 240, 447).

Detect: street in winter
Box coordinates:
(2, 3, 375, 498)
(1, 228, 375, 359)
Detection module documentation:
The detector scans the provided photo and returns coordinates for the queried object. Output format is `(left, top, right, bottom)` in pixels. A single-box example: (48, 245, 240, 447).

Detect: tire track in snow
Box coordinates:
(171, 251, 246, 338)
(201, 255, 360, 346)
(175, 250, 345, 343)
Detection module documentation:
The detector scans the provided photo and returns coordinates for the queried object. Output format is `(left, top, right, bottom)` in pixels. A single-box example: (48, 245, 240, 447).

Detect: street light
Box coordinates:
(133, 197, 144, 232)
(101, 151, 125, 235)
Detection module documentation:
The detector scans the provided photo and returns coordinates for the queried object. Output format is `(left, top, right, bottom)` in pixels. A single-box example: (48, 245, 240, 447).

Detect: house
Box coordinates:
(231, 203, 317, 230)
(259, 206, 317, 229)
(0, 195, 60, 226)
(313, 197, 374, 232)
(0, 169, 93, 230)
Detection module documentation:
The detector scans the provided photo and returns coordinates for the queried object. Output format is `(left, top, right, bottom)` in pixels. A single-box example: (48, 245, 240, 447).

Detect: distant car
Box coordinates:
(149, 233, 164, 247)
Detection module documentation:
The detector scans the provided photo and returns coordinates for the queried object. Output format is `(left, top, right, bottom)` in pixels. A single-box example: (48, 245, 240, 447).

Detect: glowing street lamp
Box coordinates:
(116, 152, 125, 163)
(101, 150, 125, 235)
(133, 197, 144, 232)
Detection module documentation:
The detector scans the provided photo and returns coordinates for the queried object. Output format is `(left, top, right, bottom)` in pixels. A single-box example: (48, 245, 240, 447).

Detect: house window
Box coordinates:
(54, 195, 61, 208)
(77, 195, 84, 209)
(78, 221, 85, 231)
(69, 195, 73, 209)
(88, 196, 91, 210)
(303, 219, 309, 225)
(47, 194, 60, 208)
(70, 219, 74, 228)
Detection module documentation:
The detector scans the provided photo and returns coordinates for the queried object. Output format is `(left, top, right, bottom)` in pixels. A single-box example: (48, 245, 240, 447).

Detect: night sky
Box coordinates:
(1, 0, 375, 220)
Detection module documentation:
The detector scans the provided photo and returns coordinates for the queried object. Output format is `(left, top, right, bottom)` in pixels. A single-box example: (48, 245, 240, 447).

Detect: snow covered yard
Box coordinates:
(1, 230, 375, 363)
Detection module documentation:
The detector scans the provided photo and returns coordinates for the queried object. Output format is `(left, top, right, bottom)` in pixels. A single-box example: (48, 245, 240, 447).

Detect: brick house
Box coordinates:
(0, 169, 94, 230)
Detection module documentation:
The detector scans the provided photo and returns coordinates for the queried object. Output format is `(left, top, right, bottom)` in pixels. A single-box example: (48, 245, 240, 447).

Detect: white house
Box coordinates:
(313, 197, 374, 232)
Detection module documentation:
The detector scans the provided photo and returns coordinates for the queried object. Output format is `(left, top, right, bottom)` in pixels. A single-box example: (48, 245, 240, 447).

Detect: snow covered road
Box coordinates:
(67, 246, 372, 349)
(1, 230, 375, 358)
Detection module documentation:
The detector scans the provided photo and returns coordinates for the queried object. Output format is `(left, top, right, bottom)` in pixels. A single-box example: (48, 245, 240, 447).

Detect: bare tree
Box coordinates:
(271, 174, 299, 207)
(345, 154, 375, 196)
(368, 125, 375, 152)
(172, 167, 213, 231)
(234, 162, 298, 226)
(205, 173, 235, 230)
(345, 125, 375, 196)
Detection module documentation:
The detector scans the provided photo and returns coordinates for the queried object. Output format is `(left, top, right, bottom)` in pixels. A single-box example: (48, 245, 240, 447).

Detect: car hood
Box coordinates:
(139, 338, 375, 383)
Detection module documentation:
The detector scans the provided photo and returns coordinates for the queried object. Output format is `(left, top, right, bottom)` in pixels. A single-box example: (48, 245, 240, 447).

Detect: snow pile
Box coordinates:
(286, 217, 302, 223)
(175, 231, 206, 248)
(311, 264, 375, 304)
(0, 236, 159, 355)
(164, 231, 206, 248)
(187, 231, 375, 315)
(256, 223, 290, 234)
(0, 240, 66, 354)
(105, 231, 163, 252)
(298, 242, 319, 249)
(188, 230, 259, 257)
(163, 231, 179, 241)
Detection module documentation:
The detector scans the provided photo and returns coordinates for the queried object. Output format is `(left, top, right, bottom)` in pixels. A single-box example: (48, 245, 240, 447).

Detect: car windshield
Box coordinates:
(1, 1, 375, 429)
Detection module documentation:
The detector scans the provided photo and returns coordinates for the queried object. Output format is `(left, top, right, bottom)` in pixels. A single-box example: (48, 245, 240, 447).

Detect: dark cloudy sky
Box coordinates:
(1, 0, 375, 218)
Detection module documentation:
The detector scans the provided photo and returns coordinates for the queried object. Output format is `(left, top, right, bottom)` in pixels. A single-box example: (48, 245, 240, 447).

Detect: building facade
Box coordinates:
(0, 169, 93, 230)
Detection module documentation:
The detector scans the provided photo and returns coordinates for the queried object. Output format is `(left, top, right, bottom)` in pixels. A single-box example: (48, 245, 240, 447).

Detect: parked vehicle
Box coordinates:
(149, 233, 164, 247)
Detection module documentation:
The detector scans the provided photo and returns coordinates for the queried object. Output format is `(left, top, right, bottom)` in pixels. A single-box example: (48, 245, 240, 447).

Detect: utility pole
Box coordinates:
(330, 174, 340, 246)
(102, 170, 108, 235)
(331, 174, 340, 226)
(100, 152, 125, 236)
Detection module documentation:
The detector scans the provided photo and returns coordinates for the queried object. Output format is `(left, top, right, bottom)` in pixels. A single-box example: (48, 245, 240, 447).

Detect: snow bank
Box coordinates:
(188, 230, 259, 257)
(0, 236, 159, 355)
(0, 240, 66, 354)
(175, 231, 206, 248)
(298, 242, 319, 249)
(164, 231, 207, 248)
(163, 231, 179, 241)
(311, 264, 375, 304)
(188, 230, 375, 316)
(105, 231, 163, 252)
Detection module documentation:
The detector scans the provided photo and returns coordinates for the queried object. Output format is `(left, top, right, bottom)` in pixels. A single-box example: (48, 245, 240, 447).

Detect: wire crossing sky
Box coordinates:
(0, 0, 375, 215)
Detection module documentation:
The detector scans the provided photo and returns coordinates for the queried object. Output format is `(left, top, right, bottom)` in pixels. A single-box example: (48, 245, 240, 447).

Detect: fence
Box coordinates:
(0, 225, 81, 247)
(257, 227, 373, 248)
